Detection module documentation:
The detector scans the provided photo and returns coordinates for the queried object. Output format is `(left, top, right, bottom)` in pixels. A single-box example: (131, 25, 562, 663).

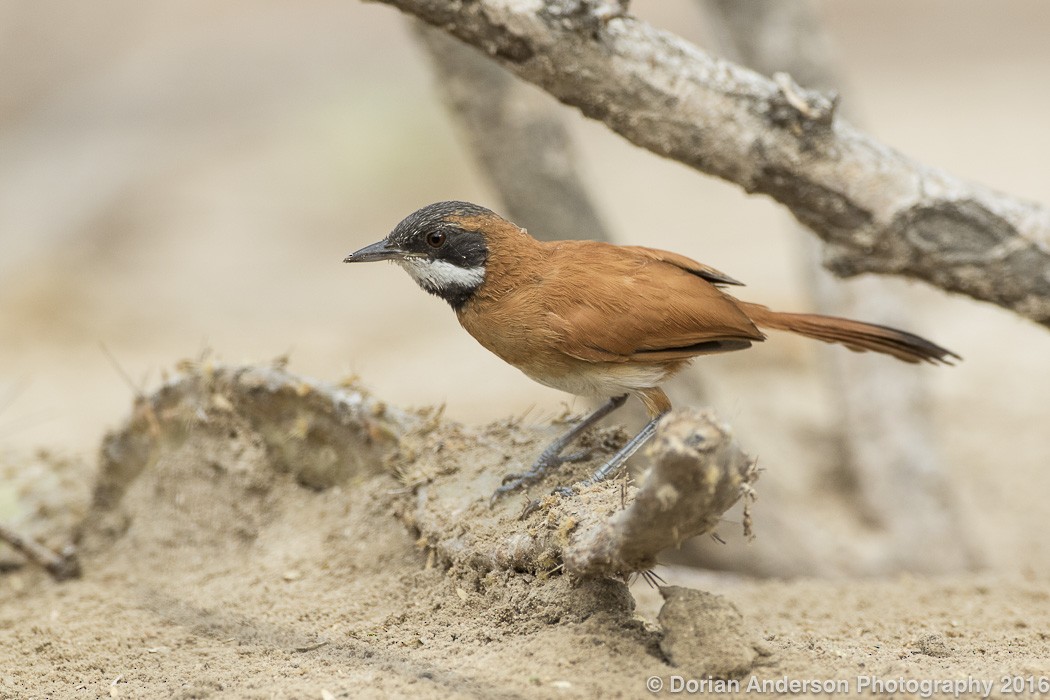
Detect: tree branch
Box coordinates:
(370, 0, 1050, 327)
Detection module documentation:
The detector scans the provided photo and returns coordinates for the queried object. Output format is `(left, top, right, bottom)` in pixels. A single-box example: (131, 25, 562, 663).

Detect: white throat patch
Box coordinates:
(396, 257, 485, 293)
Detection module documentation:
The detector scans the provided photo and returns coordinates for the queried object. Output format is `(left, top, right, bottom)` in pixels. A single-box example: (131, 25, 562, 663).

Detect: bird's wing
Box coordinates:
(620, 246, 745, 286)
(543, 242, 764, 363)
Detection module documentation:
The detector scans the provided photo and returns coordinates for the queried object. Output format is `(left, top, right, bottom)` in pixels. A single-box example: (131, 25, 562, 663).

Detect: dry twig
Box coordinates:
(0, 523, 80, 580)
(81, 363, 753, 579)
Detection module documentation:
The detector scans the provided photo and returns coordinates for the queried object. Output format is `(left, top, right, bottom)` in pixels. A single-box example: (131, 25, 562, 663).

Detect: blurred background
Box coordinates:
(2, 1, 1048, 576)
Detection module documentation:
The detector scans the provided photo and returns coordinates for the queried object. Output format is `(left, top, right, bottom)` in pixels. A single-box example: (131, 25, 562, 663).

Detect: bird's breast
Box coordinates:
(456, 287, 555, 368)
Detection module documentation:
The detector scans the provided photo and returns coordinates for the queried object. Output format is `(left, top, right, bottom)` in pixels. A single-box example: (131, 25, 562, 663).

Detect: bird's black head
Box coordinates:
(344, 201, 492, 309)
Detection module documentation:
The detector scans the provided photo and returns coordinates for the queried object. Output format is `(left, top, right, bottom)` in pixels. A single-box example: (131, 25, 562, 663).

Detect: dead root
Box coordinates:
(563, 410, 757, 576)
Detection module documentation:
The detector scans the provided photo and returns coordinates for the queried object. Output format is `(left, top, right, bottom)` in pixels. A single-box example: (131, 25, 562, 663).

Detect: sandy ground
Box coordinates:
(3, 1, 1050, 697)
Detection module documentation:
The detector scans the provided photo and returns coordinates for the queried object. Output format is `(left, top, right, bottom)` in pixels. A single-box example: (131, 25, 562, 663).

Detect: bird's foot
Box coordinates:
(498, 449, 590, 487)
(491, 449, 593, 503)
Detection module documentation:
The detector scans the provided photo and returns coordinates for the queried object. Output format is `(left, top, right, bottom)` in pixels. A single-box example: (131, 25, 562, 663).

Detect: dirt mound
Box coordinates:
(1, 363, 767, 698)
(2, 362, 1048, 698)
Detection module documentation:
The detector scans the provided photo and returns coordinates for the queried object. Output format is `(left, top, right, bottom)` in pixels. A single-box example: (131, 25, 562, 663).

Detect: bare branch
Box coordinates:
(372, 0, 1050, 327)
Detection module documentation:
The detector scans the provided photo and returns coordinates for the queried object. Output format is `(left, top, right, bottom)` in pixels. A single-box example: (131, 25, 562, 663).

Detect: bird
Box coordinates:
(344, 200, 958, 498)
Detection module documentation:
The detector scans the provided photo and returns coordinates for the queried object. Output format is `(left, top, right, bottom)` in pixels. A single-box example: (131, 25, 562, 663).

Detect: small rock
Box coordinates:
(916, 633, 952, 657)
(658, 586, 760, 679)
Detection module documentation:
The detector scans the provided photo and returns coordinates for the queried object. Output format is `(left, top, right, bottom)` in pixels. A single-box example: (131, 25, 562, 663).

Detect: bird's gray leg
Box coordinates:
(573, 411, 666, 489)
(493, 394, 628, 498)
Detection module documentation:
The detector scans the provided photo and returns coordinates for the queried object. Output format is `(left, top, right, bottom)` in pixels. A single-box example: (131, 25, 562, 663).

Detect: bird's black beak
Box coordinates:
(343, 239, 403, 263)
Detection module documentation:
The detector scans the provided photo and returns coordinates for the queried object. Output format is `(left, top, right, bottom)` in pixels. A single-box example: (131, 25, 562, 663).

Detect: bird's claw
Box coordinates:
(494, 473, 535, 495)
(491, 447, 594, 502)
(499, 467, 541, 486)
(525, 448, 591, 475)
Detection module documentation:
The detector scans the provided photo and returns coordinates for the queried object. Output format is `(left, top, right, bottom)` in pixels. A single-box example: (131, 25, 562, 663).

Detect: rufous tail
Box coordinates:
(740, 303, 959, 365)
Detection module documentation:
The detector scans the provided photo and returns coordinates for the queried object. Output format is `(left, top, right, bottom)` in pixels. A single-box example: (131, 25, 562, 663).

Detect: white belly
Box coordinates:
(521, 362, 674, 399)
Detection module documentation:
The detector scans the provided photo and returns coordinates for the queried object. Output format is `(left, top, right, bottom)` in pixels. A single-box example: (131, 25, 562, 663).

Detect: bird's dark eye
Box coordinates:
(426, 231, 446, 248)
